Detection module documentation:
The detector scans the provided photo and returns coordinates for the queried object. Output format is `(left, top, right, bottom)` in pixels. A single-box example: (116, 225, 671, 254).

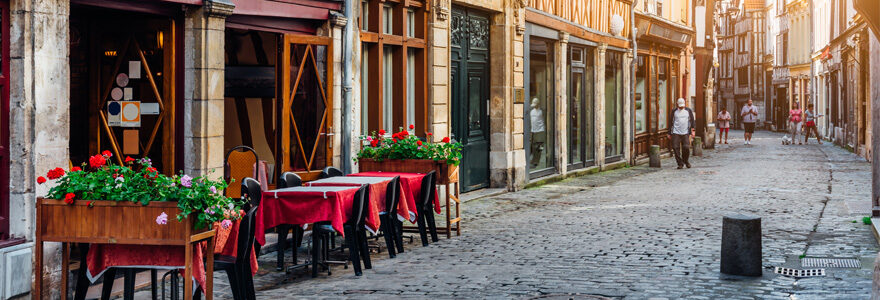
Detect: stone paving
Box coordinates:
(140, 130, 878, 299)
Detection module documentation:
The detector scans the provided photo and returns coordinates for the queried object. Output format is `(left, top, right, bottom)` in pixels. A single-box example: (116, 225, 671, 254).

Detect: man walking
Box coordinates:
(741, 99, 758, 144)
(668, 98, 695, 169)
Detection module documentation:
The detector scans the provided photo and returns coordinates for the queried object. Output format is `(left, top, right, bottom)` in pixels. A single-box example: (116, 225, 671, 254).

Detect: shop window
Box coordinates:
(360, 0, 427, 134)
(658, 58, 669, 130)
(528, 38, 555, 176)
(605, 51, 624, 159)
(635, 55, 647, 134)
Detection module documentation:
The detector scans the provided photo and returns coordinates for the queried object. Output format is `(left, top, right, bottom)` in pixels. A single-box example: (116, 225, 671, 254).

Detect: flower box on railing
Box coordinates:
(357, 158, 459, 185)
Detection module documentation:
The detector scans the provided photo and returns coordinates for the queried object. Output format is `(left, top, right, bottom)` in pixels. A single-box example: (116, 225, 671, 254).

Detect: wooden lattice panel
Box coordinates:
(528, 0, 631, 38)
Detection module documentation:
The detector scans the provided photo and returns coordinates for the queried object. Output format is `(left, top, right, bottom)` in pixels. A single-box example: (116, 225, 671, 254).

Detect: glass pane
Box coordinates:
(361, 1, 369, 31)
(528, 39, 554, 173)
(382, 47, 393, 132)
(383, 5, 393, 35)
(407, 9, 415, 37)
(407, 49, 415, 127)
(658, 58, 668, 130)
(288, 44, 328, 171)
(605, 51, 623, 157)
(635, 55, 647, 134)
(569, 70, 583, 164)
(584, 49, 594, 162)
(361, 45, 369, 135)
(468, 75, 482, 134)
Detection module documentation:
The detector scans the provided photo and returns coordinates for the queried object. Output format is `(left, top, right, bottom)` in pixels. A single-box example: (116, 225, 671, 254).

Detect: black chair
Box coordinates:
(275, 172, 304, 271)
(415, 171, 439, 246)
(378, 176, 402, 258)
(192, 206, 259, 300)
(319, 166, 344, 179)
(241, 177, 262, 210)
(312, 184, 371, 276)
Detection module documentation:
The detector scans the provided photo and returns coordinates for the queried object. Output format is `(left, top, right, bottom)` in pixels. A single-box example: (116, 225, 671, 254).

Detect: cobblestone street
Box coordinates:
(189, 130, 877, 299)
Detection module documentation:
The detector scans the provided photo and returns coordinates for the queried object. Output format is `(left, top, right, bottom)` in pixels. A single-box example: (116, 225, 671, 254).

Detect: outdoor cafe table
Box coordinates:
(348, 172, 441, 219)
(85, 220, 258, 293)
(307, 176, 413, 222)
(255, 186, 381, 246)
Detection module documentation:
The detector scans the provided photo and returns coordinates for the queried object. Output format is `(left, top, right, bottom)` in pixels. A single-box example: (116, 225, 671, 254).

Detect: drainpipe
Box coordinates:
(630, 0, 639, 165)
(341, 0, 354, 173)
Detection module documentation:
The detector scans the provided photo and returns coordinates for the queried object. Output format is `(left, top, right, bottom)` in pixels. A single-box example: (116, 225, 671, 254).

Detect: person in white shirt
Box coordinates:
(667, 98, 695, 169)
(740, 99, 758, 144)
(717, 107, 731, 144)
(529, 98, 546, 168)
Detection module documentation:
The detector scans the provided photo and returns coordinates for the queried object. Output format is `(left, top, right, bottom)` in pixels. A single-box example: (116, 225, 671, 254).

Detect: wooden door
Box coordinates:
(451, 7, 490, 192)
(279, 35, 333, 182)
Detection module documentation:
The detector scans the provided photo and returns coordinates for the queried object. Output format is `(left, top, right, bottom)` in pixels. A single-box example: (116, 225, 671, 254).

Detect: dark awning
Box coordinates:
(228, 0, 341, 34)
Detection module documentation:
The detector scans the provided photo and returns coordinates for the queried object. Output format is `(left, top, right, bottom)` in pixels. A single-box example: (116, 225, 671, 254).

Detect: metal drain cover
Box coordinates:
(774, 267, 826, 278)
(801, 257, 861, 268)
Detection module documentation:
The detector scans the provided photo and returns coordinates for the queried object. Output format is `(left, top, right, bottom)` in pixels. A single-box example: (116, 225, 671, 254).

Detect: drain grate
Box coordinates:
(774, 267, 826, 278)
(801, 257, 861, 268)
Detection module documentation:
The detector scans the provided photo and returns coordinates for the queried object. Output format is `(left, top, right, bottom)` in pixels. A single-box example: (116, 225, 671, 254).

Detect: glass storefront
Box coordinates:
(657, 58, 669, 130)
(568, 45, 594, 169)
(528, 38, 555, 177)
(634, 55, 647, 134)
(604, 51, 624, 160)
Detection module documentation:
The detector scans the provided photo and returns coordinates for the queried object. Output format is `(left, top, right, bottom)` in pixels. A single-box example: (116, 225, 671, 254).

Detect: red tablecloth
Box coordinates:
(349, 172, 441, 219)
(256, 186, 381, 246)
(85, 221, 257, 293)
(307, 176, 411, 223)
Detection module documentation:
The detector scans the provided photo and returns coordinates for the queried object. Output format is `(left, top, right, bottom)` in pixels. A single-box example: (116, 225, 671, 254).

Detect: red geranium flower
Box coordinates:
(36, 176, 46, 184)
(392, 138, 397, 143)
(370, 140, 379, 147)
(64, 193, 75, 204)
(46, 167, 65, 180)
(89, 155, 106, 169)
(409, 124, 415, 130)
(417, 141, 423, 146)
(71, 166, 81, 172)
(124, 156, 136, 163)
(378, 129, 386, 136)
(427, 132, 433, 136)
(442, 137, 450, 143)
(144, 167, 158, 179)
(102, 150, 113, 157)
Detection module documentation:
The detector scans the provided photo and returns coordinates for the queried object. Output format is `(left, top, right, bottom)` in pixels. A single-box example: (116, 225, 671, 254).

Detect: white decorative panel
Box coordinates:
(1, 243, 33, 299)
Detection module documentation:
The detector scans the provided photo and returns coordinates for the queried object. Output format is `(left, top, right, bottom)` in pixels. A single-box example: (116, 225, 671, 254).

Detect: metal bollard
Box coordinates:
(721, 214, 762, 276)
(649, 145, 661, 168)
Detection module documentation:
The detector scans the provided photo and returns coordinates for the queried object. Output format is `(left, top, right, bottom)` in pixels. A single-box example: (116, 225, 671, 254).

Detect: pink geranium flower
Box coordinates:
(156, 212, 168, 225)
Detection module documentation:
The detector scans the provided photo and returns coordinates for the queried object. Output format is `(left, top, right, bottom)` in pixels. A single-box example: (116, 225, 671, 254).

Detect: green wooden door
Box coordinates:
(451, 7, 490, 192)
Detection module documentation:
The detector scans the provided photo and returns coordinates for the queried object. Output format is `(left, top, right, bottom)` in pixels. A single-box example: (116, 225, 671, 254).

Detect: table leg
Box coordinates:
(151, 269, 158, 300)
(61, 242, 69, 300)
(184, 242, 193, 300)
(445, 183, 451, 239)
(74, 244, 91, 300)
(123, 269, 135, 300)
(206, 237, 214, 300)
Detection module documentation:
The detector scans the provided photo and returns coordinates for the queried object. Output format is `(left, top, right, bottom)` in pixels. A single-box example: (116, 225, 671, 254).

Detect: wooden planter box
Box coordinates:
(34, 198, 215, 300)
(357, 158, 459, 184)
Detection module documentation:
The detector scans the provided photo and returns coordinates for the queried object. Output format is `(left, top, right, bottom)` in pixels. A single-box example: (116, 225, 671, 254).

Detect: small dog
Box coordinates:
(782, 135, 792, 145)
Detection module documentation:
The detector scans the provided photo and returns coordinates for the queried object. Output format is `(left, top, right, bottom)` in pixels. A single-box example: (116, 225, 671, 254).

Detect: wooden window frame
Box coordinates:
(360, 0, 428, 135)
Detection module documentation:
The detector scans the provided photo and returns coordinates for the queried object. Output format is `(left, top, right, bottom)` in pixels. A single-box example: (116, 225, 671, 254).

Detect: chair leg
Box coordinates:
(343, 227, 362, 276)
(357, 229, 372, 270)
(242, 266, 256, 300)
(150, 269, 158, 300)
(225, 268, 241, 300)
(293, 226, 304, 264)
(100, 268, 116, 300)
(123, 269, 135, 300)
(74, 244, 90, 300)
(170, 271, 179, 300)
(425, 205, 439, 243)
(276, 225, 288, 271)
(394, 219, 405, 253)
(380, 216, 396, 258)
(416, 205, 429, 246)
(311, 233, 320, 278)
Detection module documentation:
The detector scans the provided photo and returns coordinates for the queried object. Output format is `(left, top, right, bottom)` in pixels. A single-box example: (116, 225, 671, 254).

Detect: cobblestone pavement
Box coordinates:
(141, 130, 879, 299)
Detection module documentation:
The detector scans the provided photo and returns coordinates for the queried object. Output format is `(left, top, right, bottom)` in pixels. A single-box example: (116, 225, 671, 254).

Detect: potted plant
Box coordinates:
(355, 125, 462, 184)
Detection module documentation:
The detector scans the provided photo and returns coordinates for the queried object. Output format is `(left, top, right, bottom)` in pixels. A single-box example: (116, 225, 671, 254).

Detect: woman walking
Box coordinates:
(803, 103, 823, 144)
(717, 107, 731, 144)
(788, 103, 803, 145)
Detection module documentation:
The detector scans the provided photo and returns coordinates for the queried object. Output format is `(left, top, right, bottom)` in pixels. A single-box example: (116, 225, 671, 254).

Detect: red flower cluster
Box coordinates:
(89, 154, 106, 169)
(144, 167, 158, 179)
(71, 166, 82, 172)
(416, 141, 423, 146)
(392, 130, 409, 140)
(46, 167, 65, 180)
(37, 176, 46, 184)
(124, 156, 136, 164)
(63, 193, 75, 204)
(409, 124, 415, 130)
(102, 150, 113, 157)
(442, 137, 450, 143)
(378, 129, 386, 136)
(370, 140, 379, 147)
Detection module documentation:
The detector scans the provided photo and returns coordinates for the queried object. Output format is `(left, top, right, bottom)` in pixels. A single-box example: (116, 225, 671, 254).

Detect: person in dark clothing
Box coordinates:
(668, 98, 695, 169)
